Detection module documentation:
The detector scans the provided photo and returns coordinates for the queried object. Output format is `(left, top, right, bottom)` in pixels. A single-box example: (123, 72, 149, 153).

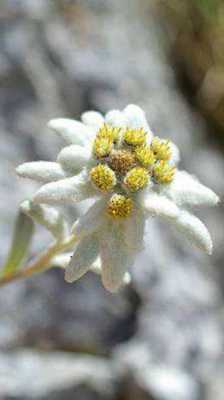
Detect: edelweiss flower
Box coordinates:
(17, 105, 219, 292)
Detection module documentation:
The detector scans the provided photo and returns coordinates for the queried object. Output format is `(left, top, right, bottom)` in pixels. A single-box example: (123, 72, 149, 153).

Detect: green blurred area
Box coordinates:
(162, 0, 224, 136)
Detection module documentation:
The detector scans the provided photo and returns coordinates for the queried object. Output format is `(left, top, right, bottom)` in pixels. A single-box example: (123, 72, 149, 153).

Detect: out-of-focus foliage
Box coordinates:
(161, 0, 224, 135)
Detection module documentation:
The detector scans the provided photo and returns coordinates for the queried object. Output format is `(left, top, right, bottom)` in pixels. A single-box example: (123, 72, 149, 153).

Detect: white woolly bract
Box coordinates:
(171, 210, 213, 254)
(162, 170, 219, 207)
(72, 199, 106, 238)
(57, 145, 91, 173)
(16, 161, 66, 183)
(123, 210, 145, 251)
(33, 171, 94, 205)
(65, 234, 99, 282)
(123, 104, 153, 138)
(48, 118, 93, 146)
(105, 110, 127, 127)
(100, 221, 135, 292)
(139, 191, 180, 219)
(21, 200, 68, 239)
(169, 142, 180, 165)
(81, 111, 104, 128)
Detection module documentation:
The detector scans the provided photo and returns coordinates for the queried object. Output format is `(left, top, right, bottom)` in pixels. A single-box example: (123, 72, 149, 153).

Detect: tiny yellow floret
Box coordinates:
(97, 123, 121, 143)
(123, 128, 147, 146)
(153, 160, 176, 184)
(107, 194, 133, 218)
(151, 137, 171, 161)
(93, 137, 113, 158)
(124, 166, 149, 192)
(90, 164, 116, 192)
(135, 145, 155, 168)
(109, 149, 136, 175)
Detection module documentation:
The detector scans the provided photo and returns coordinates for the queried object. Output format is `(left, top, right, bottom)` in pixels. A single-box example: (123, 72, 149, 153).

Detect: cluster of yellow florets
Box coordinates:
(135, 145, 155, 168)
(107, 194, 133, 218)
(153, 160, 176, 184)
(93, 124, 121, 158)
(90, 164, 116, 192)
(89, 124, 176, 218)
(151, 137, 171, 161)
(123, 127, 146, 146)
(124, 166, 149, 192)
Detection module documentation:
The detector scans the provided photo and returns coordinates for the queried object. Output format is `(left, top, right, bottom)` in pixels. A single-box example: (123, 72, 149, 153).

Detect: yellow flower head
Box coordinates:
(124, 166, 149, 192)
(153, 160, 176, 184)
(97, 123, 121, 143)
(135, 145, 155, 168)
(93, 136, 113, 158)
(123, 128, 147, 147)
(109, 149, 136, 175)
(107, 194, 133, 218)
(151, 137, 171, 161)
(90, 164, 116, 192)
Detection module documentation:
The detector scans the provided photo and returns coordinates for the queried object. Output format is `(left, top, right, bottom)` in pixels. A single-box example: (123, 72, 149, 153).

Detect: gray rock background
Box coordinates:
(0, 1, 223, 399)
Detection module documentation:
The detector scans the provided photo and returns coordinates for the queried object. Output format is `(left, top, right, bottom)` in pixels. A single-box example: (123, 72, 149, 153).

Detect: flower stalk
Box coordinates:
(0, 233, 78, 288)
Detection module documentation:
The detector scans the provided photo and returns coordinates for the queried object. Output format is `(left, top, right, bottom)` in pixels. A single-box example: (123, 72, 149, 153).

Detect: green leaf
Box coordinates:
(1, 211, 34, 276)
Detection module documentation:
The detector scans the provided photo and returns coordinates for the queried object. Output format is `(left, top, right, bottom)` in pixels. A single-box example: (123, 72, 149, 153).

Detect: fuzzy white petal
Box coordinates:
(57, 145, 91, 173)
(48, 118, 93, 146)
(72, 199, 106, 238)
(16, 161, 66, 183)
(81, 111, 104, 128)
(162, 170, 219, 207)
(100, 222, 135, 292)
(90, 257, 131, 286)
(172, 210, 213, 254)
(169, 142, 180, 165)
(123, 104, 153, 138)
(33, 172, 94, 205)
(21, 200, 68, 239)
(105, 110, 127, 127)
(139, 191, 180, 219)
(123, 211, 145, 251)
(65, 234, 99, 282)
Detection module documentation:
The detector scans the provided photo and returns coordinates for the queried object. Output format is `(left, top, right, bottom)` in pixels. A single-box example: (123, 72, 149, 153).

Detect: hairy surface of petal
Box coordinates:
(100, 221, 135, 292)
(57, 145, 91, 173)
(169, 142, 180, 165)
(139, 191, 180, 219)
(16, 161, 66, 183)
(162, 170, 219, 207)
(105, 110, 127, 128)
(48, 119, 93, 146)
(123, 104, 152, 138)
(72, 199, 106, 238)
(33, 171, 94, 205)
(171, 210, 213, 254)
(123, 210, 145, 251)
(65, 234, 99, 282)
(21, 200, 68, 239)
(81, 111, 104, 128)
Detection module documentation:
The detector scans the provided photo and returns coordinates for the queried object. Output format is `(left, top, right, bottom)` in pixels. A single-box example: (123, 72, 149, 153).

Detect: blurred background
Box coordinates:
(0, 1, 224, 399)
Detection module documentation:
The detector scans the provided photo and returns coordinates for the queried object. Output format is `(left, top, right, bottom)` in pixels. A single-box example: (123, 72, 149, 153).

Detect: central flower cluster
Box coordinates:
(90, 124, 175, 218)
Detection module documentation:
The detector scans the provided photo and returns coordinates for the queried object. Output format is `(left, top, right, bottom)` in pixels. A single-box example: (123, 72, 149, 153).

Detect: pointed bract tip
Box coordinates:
(64, 269, 74, 283)
(47, 119, 60, 131)
(16, 164, 25, 176)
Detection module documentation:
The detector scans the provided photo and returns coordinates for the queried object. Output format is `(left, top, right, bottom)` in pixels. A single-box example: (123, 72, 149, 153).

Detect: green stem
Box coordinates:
(0, 234, 78, 288)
